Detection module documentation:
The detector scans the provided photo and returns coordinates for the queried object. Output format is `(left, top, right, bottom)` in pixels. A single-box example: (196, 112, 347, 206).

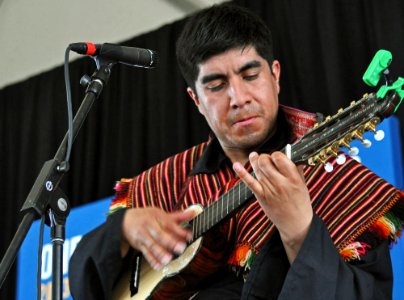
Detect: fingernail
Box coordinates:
(249, 152, 258, 159)
(233, 163, 241, 172)
(161, 254, 172, 265)
(174, 242, 187, 255)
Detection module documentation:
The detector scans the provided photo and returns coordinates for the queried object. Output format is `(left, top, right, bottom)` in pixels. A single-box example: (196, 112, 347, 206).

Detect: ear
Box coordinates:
(187, 87, 200, 106)
(271, 60, 281, 93)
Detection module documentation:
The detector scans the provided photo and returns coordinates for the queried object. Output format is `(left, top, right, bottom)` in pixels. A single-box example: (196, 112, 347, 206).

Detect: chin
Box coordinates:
(234, 134, 266, 150)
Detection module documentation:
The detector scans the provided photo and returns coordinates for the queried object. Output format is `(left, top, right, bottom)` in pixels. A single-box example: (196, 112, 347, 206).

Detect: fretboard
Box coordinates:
(189, 173, 256, 242)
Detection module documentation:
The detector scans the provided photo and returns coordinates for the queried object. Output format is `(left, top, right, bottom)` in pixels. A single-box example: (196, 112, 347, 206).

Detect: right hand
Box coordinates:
(121, 207, 195, 270)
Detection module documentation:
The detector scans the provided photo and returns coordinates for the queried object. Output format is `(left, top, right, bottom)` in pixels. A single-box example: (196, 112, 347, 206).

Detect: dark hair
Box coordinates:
(176, 3, 274, 91)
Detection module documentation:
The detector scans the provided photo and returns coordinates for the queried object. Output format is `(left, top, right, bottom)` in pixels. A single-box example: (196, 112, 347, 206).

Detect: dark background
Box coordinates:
(1, 0, 403, 298)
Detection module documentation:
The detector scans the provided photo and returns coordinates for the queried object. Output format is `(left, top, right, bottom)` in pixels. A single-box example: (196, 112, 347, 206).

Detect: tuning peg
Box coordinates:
(351, 131, 373, 149)
(338, 137, 351, 149)
(324, 162, 334, 173)
(309, 154, 326, 166)
(350, 130, 363, 141)
(325, 146, 339, 157)
(361, 139, 372, 148)
(374, 130, 385, 141)
(348, 146, 360, 156)
(364, 121, 377, 132)
(338, 137, 360, 156)
(338, 138, 360, 156)
(364, 119, 384, 141)
(336, 154, 346, 165)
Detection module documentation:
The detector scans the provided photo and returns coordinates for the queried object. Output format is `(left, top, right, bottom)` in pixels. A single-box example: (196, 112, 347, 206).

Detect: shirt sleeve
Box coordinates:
(242, 214, 393, 300)
(69, 209, 127, 300)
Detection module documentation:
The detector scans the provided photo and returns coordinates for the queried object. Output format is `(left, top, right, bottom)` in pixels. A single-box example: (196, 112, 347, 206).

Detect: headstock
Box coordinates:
(288, 50, 404, 171)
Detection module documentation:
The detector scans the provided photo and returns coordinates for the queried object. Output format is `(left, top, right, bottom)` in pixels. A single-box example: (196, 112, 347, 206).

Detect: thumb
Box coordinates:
(172, 208, 197, 223)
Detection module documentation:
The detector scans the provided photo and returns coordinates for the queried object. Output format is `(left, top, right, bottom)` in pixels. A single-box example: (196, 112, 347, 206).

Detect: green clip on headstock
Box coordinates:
(362, 49, 392, 87)
(363, 49, 404, 112)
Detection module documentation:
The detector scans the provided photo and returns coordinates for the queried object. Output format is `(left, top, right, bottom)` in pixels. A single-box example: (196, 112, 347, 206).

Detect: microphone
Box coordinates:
(69, 42, 158, 68)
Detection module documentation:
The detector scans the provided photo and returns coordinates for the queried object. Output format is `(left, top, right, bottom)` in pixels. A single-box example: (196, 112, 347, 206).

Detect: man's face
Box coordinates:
(188, 46, 281, 156)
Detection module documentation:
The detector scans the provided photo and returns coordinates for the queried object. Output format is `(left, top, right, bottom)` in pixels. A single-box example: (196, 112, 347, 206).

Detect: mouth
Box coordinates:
(233, 116, 258, 126)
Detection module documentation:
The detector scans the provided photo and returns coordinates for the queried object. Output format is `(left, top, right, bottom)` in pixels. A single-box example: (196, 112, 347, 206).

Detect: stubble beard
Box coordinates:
(224, 123, 275, 154)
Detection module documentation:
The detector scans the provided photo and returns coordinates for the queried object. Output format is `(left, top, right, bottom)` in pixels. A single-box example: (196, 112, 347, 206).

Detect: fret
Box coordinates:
(208, 204, 211, 229)
(231, 186, 237, 211)
(213, 201, 216, 227)
(196, 218, 200, 240)
(229, 188, 232, 212)
(215, 198, 219, 225)
(238, 184, 241, 206)
(204, 208, 208, 233)
(201, 212, 204, 235)
(210, 202, 217, 226)
(221, 193, 224, 219)
(199, 211, 203, 236)
(192, 219, 195, 241)
(193, 216, 197, 240)
(226, 192, 229, 215)
(213, 199, 216, 226)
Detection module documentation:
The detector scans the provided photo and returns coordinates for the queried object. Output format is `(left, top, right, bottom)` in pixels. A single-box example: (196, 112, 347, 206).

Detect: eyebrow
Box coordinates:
(201, 73, 226, 85)
(200, 60, 262, 85)
(238, 60, 262, 73)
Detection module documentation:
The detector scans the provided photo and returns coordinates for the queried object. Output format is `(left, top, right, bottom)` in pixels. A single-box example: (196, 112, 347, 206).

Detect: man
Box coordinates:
(69, 3, 404, 299)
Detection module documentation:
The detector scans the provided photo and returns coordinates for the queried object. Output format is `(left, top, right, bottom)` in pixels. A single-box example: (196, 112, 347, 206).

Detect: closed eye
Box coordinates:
(243, 73, 258, 81)
(206, 80, 227, 92)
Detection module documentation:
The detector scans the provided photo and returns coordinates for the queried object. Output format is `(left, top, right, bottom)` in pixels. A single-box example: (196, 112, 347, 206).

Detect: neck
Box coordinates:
(222, 146, 251, 166)
(222, 128, 279, 166)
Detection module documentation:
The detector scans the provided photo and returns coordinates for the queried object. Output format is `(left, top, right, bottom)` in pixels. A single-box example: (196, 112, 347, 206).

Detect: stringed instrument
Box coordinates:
(113, 50, 404, 300)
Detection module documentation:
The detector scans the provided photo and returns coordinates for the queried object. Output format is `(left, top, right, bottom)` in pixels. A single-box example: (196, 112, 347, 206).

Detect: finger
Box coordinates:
(128, 225, 173, 270)
(253, 153, 279, 195)
(139, 239, 172, 270)
(296, 165, 306, 181)
(148, 220, 188, 255)
(160, 212, 194, 242)
(233, 157, 264, 198)
(250, 152, 276, 181)
(171, 209, 197, 226)
(141, 247, 160, 270)
(270, 152, 299, 177)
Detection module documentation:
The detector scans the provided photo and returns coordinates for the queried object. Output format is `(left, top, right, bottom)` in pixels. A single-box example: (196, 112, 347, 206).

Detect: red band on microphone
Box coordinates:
(86, 42, 97, 55)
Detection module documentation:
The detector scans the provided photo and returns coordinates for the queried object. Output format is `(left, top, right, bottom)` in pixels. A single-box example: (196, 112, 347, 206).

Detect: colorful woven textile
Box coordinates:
(110, 106, 404, 271)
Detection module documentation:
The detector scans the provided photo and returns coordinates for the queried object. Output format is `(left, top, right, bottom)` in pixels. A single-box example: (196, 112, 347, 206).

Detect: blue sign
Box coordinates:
(344, 116, 403, 300)
(16, 196, 112, 300)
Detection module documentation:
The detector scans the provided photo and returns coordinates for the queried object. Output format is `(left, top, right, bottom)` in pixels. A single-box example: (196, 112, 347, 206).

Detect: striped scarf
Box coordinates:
(110, 106, 404, 271)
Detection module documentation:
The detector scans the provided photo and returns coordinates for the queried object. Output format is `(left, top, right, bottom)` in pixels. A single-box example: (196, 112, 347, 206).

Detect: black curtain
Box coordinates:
(1, 1, 403, 299)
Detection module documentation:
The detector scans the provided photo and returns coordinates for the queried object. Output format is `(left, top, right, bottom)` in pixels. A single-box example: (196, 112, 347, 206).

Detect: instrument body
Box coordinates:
(113, 204, 233, 300)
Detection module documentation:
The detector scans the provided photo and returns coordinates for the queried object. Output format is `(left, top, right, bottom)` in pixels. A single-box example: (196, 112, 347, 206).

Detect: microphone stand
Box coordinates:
(0, 61, 114, 300)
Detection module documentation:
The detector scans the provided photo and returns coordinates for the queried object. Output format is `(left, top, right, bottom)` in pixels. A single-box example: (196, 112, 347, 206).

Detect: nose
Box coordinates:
(228, 79, 251, 108)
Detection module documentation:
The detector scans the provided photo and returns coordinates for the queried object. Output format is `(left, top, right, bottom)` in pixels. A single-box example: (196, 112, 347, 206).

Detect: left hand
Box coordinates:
(233, 151, 313, 262)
